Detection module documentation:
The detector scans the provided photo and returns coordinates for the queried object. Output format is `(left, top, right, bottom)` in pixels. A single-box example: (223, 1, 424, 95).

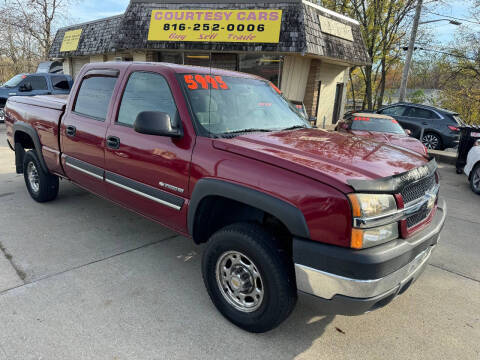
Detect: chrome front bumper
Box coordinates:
(295, 245, 434, 300)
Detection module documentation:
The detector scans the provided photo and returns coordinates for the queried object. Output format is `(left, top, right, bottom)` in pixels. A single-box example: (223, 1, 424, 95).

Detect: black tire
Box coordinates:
(470, 163, 480, 195)
(202, 222, 297, 333)
(23, 150, 59, 202)
(422, 132, 442, 150)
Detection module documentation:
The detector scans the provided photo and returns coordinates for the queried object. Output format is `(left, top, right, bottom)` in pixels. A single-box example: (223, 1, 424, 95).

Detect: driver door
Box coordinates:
(17, 75, 51, 96)
(104, 68, 194, 231)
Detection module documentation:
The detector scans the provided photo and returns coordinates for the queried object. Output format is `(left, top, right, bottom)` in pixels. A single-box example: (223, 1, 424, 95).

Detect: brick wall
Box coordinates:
(303, 59, 321, 119)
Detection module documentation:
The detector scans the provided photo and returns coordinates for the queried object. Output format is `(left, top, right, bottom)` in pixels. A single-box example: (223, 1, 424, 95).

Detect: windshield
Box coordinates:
(181, 74, 310, 136)
(4, 74, 27, 88)
(351, 117, 405, 134)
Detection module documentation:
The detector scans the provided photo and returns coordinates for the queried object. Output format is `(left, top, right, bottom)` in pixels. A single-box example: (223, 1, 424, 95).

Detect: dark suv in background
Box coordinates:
(377, 102, 461, 150)
(0, 73, 73, 122)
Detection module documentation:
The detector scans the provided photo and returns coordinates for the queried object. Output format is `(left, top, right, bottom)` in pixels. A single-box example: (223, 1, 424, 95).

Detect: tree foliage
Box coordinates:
(0, 0, 72, 81)
(321, 0, 416, 109)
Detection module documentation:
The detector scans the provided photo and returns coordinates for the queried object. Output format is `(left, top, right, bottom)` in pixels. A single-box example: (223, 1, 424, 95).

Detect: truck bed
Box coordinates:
(6, 95, 68, 175)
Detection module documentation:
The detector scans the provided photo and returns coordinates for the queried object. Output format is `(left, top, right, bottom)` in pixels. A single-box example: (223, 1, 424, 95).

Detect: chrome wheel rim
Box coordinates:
(216, 251, 264, 313)
(473, 168, 480, 191)
(422, 134, 439, 149)
(27, 162, 40, 193)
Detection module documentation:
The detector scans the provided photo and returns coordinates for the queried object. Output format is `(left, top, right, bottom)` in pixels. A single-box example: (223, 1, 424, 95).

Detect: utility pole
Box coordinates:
(399, 0, 423, 103)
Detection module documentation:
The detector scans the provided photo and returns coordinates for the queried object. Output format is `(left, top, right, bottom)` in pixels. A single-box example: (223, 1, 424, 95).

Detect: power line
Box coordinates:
(423, 10, 480, 26)
(404, 46, 477, 61)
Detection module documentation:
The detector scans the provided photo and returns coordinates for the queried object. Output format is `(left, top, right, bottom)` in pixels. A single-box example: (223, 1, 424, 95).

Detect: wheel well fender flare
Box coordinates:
(13, 121, 49, 173)
(188, 178, 310, 239)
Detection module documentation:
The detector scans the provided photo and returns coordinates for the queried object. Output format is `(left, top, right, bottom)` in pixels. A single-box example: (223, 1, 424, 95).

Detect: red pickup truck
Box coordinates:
(5, 62, 446, 332)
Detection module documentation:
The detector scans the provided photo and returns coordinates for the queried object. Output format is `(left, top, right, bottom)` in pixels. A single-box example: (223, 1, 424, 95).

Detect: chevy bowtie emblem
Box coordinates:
(425, 189, 437, 210)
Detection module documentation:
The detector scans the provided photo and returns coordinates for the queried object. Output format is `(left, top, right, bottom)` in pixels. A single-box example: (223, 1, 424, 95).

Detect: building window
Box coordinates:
(159, 52, 183, 64)
(184, 53, 211, 67)
(239, 54, 282, 86)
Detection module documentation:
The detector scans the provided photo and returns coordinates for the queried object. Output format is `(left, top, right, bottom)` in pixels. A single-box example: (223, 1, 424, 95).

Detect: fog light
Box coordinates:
(351, 223, 399, 249)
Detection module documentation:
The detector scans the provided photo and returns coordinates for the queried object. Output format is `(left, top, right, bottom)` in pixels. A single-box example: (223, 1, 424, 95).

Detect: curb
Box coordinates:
(428, 150, 457, 165)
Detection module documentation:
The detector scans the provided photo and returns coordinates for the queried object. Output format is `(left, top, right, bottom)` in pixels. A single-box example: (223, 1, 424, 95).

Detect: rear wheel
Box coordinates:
(422, 133, 442, 150)
(470, 163, 480, 195)
(202, 222, 296, 333)
(23, 151, 59, 202)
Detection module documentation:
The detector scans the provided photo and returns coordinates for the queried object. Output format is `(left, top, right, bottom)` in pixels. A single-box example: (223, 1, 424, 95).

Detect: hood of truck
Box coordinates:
(350, 130, 427, 156)
(213, 128, 428, 191)
(0, 86, 16, 99)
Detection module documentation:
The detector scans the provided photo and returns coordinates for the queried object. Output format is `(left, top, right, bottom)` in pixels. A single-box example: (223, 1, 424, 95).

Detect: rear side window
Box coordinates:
(26, 76, 48, 90)
(74, 76, 117, 120)
(379, 106, 406, 116)
(52, 75, 71, 90)
(117, 72, 177, 126)
(406, 107, 439, 119)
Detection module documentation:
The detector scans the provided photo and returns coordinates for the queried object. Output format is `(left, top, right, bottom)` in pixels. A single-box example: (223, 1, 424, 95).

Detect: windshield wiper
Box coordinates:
(220, 128, 272, 137)
(280, 125, 308, 131)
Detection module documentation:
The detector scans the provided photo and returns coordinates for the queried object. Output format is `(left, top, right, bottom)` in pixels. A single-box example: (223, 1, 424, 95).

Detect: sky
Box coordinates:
(66, 0, 479, 46)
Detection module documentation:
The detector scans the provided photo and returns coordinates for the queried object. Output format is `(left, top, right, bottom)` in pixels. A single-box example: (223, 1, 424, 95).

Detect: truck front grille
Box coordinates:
(401, 173, 436, 204)
(406, 204, 432, 228)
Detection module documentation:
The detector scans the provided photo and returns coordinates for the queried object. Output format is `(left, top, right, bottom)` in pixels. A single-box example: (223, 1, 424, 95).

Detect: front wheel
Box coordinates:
(202, 223, 297, 333)
(23, 150, 59, 202)
(470, 163, 480, 195)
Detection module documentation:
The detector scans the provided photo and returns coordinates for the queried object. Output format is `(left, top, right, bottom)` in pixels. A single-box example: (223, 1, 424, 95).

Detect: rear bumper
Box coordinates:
(294, 198, 446, 315)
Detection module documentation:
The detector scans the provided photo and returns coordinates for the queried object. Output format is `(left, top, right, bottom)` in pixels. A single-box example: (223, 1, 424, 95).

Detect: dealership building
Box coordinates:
(49, 0, 369, 127)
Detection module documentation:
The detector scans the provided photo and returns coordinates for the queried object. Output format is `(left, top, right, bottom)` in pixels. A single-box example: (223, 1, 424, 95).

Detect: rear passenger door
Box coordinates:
(61, 69, 121, 196)
(404, 106, 441, 137)
(104, 69, 194, 232)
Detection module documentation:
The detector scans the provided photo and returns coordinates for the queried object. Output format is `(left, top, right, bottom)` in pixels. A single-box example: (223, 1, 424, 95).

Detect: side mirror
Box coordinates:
(405, 129, 412, 136)
(134, 111, 182, 137)
(19, 83, 32, 92)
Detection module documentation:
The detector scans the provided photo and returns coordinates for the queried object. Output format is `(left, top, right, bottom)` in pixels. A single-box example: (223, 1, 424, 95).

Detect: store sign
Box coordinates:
(148, 10, 282, 43)
(60, 29, 83, 52)
(319, 15, 353, 41)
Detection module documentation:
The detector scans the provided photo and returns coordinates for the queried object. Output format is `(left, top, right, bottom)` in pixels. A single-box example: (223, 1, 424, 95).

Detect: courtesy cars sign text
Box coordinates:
(148, 10, 282, 43)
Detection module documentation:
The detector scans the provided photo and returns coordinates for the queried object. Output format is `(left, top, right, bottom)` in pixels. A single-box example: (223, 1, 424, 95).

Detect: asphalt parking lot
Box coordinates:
(0, 124, 479, 360)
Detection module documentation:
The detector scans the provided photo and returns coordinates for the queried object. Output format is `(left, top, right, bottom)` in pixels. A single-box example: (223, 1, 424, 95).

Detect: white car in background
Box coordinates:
(464, 140, 480, 194)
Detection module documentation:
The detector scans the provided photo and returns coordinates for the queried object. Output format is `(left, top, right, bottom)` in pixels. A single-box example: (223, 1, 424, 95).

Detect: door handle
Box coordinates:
(66, 125, 76, 137)
(106, 136, 120, 150)
(422, 122, 429, 125)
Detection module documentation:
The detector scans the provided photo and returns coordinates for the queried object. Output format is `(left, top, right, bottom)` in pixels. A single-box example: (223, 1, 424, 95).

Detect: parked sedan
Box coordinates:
(336, 112, 428, 156)
(464, 140, 480, 194)
(376, 102, 461, 150)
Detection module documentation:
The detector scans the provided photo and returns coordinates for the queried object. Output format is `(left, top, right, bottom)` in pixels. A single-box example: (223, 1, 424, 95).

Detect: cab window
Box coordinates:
(117, 72, 177, 127)
(74, 76, 117, 120)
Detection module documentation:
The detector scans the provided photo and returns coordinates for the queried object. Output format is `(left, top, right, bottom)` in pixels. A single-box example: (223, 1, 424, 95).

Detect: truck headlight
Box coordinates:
(348, 193, 397, 218)
(351, 223, 399, 249)
(348, 193, 399, 249)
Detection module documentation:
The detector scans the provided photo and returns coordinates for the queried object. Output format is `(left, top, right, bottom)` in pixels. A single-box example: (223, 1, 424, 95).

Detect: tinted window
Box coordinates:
(4, 74, 27, 88)
(117, 72, 177, 126)
(26, 76, 48, 90)
(52, 75, 71, 90)
(379, 106, 407, 116)
(74, 76, 117, 120)
(351, 117, 405, 134)
(407, 107, 438, 119)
